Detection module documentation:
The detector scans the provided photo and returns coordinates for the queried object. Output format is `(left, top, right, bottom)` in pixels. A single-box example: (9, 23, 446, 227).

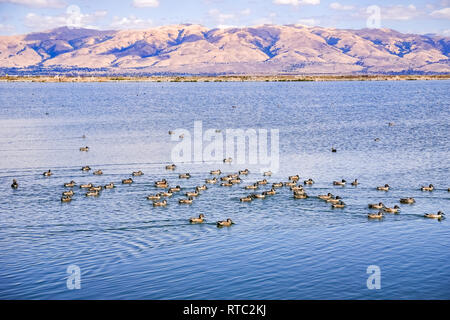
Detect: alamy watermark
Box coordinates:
(170, 121, 279, 174)
(366, 265, 381, 290)
(66, 264, 81, 290)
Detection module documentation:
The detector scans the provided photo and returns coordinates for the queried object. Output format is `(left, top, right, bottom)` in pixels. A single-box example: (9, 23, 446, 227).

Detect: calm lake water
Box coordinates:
(0, 80, 449, 299)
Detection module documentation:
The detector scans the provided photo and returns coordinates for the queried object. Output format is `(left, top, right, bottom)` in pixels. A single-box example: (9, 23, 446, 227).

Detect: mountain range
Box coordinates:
(0, 24, 449, 75)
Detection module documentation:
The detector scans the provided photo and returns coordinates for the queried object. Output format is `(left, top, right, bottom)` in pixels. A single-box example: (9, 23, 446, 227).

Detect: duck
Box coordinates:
(11, 179, 18, 189)
(186, 190, 199, 197)
(196, 185, 207, 191)
(189, 214, 205, 224)
(168, 130, 174, 135)
(239, 169, 249, 175)
(383, 205, 400, 214)
(293, 192, 308, 199)
(368, 211, 384, 219)
(303, 178, 314, 185)
(368, 202, 385, 209)
(80, 183, 93, 189)
(81, 166, 91, 171)
(351, 179, 359, 186)
(399, 197, 415, 204)
(210, 169, 221, 175)
(332, 201, 346, 208)
(64, 180, 76, 188)
(388, 122, 395, 127)
(331, 148, 337, 153)
(221, 182, 233, 187)
(263, 171, 272, 176)
(263, 188, 276, 196)
(147, 194, 161, 200)
(424, 211, 445, 219)
(179, 134, 184, 139)
(223, 157, 232, 163)
(85, 191, 99, 197)
(284, 181, 297, 187)
(122, 178, 133, 184)
(318, 193, 333, 200)
(291, 186, 304, 192)
(168, 186, 181, 192)
(62, 190, 74, 197)
(376, 184, 390, 191)
(155, 178, 168, 185)
(221, 176, 232, 181)
(327, 196, 342, 204)
(272, 182, 283, 188)
(374, 138, 380, 142)
(230, 179, 241, 184)
(333, 179, 346, 186)
(61, 196, 72, 202)
(104, 182, 115, 189)
(153, 200, 167, 207)
(165, 164, 176, 170)
(216, 219, 234, 227)
(179, 197, 194, 204)
(79, 146, 89, 152)
(179, 173, 191, 179)
(421, 184, 434, 191)
(257, 179, 268, 185)
(205, 178, 217, 184)
(89, 186, 103, 192)
(43, 170, 52, 177)
(289, 175, 299, 182)
(252, 193, 266, 199)
(93, 170, 103, 175)
(132, 171, 144, 176)
(160, 191, 173, 197)
(240, 196, 253, 202)
(245, 184, 258, 190)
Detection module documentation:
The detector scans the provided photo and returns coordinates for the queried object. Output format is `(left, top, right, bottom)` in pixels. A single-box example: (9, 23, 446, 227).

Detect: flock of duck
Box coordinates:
(9, 154, 447, 224)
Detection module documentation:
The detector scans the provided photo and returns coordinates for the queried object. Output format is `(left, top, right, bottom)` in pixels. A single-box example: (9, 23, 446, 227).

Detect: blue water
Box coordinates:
(0, 80, 449, 299)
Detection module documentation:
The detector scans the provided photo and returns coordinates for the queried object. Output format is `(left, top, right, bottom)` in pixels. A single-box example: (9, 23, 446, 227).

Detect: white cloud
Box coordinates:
(329, 2, 354, 11)
(209, 9, 235, 24)
(132, 0, 159, 8)
(110, 15, 153, 29)
(24, 10, 106, 31)
(240, 8, 251, 16)
(442, 29, 450, 36)
(0, 0, 65, 8)
(273, 0, 320, 6)
(380, 4, 420, 21)
(0, 23, 15, 34)
(430, 7, 450, 19)
(296, 18, 319, 26)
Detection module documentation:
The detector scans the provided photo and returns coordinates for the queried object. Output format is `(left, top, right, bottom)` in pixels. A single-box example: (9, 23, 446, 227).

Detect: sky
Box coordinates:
(0, 0, 449, 36)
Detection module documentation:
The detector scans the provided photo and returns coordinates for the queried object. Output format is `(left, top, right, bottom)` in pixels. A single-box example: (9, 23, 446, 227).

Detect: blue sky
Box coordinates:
(0, 0, 449, 36)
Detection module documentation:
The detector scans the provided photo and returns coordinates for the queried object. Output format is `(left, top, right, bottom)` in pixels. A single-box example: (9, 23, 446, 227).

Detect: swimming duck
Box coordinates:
(89, 186, 103, 192)
(424, 211, 445, 219)
(351, 179, 359, 186)
(80, 183, 93, 189)
(383, 205, 400, 214)
(263, 171, 272, 176)
(160, 191, 173, 197)
(62, 190, 74, 197)
(388, 122, 395, 127)
(81, 166, 91, 171)
(93, 170, 103, 175)
(155, 178, 168, 185)
(43, 170, 52, 177)
(293, 192, 308, 199)
(399, 197, 415, 204)
(165, 164, 176, 170)
(61, 196, 72, 202)
(147, 194, 161, 200)
(196, 185, 207, 191)
(179, 197, 194, 204)
(210, 169, 221, 175)
(104, 182, 115, 189)
(304, 178, 314, 185)
(245, 184, 258, 190)
(289, 175, 299, 182)
(169, 186, 181, 192)
(240, 196, 253, 202)
(221, 182, 233, 187)
(284, 181, 297, 187)
(374, 138, 380, 142)
(333, 179, 346, 186)
(186, 190, 199, 197)
(291, 186, 304, 192)
(318, 193, 333, 200)
(331, 148, 337, 153)
(331, 201, 346, 208)
(64, 180, 76, 187)
(179, 134, 184, 139)
(205, 178, 217, 184)
(368, 211, 384, 219)
(179, 173, 191, 179)
(252, 193, 266, 199)
(368, 202, 384, 209)
(376, 184, 390, 191)
(79, 146, 89, 152)
(263, 188, 276, 196)
(239, 169, 249, 175)
(168, 130, 174, 135)
(122, 178, 133, 184)
(216, 219, 234, 227)
(153, 200, 167, 207)
(327, 196, 342, 204)
(272, 182, 283, 188)
(132, 171, 144, 176)
(11, 179, 18, 189)
(230, 179, 242, 184)
(223, 157, 232, 163)
(85, 190, 99, 197)
(420, 184, 434, 191)
(257, 179, 268, 185)
(189, 214, 205, 224)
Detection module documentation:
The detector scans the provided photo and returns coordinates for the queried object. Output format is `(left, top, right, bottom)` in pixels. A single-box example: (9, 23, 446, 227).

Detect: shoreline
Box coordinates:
(1, 74, 450, 83)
